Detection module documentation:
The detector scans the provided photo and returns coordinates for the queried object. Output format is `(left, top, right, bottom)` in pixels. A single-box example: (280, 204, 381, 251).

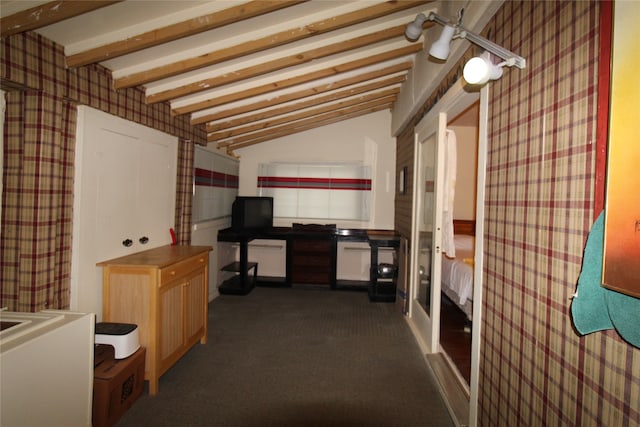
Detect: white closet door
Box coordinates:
(71, 106, 177, 319)
(136, 137, 178, 249)
(93, 128, 140, 261)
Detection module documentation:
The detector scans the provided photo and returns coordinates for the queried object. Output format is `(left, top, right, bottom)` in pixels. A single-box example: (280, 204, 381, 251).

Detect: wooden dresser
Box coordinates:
(288, 223, 337, 286)
(98, 245, 212, 395)
(289, 238, 335, 285)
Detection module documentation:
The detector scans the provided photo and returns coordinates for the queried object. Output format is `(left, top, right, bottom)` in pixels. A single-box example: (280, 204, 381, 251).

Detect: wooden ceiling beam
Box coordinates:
(112, 1, 430, 88)
(67, 1, 305, 68)
(215, 96, 395, 146)
(209, 91, 398, 141)
(148, 24, 409, 104)
(221, 103, 392, 153)
(204, 76, 405, 131)
(175, 44, 420, 116)
(194, 64, 409, 125)
(1, 1, 121, 38)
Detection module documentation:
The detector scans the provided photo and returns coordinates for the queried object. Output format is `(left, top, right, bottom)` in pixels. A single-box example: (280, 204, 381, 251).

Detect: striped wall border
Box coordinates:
(194, 168, 239, 189)
(258, 176, 371, 191)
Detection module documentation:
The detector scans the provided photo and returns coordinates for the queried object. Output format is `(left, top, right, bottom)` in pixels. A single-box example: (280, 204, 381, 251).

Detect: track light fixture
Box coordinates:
(428, 24, 456, 60)
(463, 52, 503, 85)
(405, 11, 526, 84)
(404, 13, 427, 41)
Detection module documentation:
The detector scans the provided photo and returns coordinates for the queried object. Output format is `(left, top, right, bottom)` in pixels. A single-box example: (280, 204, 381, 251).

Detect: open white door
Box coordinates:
(409, 112, 448, 353)
(406, 79, 485, 427)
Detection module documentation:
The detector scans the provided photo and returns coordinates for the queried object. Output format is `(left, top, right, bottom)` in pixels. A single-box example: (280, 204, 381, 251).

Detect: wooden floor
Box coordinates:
(439, 294, 472, 384)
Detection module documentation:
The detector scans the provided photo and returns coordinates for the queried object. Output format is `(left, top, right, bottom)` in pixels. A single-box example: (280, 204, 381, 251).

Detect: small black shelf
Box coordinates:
(219, 275, 255, 295)
(222, 261, 257, 273)
(368, 240, 399, 303)
(256, 276, 289, 287)
(219, 261, 258, 295)
(368, 280, 397, 302)
(335, 280, 369, 292)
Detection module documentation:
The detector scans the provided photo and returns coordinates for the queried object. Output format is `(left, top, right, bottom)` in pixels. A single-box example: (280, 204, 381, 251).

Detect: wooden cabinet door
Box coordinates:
(184, 268, 207, 346)
(159, 281, 184, 371)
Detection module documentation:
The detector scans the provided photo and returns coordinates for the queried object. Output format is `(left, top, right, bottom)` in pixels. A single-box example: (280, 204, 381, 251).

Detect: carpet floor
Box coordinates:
(115, 286, 455, 426)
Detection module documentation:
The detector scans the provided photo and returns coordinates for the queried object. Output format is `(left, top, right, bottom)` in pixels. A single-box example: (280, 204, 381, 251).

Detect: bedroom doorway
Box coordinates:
(408, 79, 487, 427)
(439, 102, 479, 385)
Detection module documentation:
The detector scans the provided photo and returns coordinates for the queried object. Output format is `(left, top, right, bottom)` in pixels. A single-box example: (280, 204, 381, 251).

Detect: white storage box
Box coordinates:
(95, 322, 140, 359)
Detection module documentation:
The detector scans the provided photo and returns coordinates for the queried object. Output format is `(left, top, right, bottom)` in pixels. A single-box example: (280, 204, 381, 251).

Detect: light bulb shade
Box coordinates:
(463, 55, 503, 85)
(428, 25, 455, 60)
(405, 13, 426, 41)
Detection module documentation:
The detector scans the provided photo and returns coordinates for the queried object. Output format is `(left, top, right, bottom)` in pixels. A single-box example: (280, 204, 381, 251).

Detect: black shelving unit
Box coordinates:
(368, 236, 400, 302)
(219, 261, 257, 295)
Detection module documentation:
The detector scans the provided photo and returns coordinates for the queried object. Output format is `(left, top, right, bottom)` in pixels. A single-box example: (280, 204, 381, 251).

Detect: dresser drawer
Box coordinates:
(290, 254, 332, 268)
(160, 255, 207, 284)
(291, 270, 332, 285)
(291, 239, 332, 253)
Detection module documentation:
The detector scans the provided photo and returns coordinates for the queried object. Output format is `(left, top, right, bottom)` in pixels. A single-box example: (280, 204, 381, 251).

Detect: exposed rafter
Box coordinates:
(112, 0, 428, 89)
(0, 1, 121, 38)
(209, 90, 399, 141)
(220, 102, 392, 154)
(1, 1, 437, 149)
(147, 24, 413, 105)
(204, 76, 406, 132)
(172, 46, 421, 116)
(67, 1, 305, 68)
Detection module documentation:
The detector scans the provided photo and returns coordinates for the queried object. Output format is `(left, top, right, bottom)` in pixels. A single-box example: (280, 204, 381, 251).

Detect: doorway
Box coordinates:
(407, 79, 488, 427)
(439, 102, 479, 385)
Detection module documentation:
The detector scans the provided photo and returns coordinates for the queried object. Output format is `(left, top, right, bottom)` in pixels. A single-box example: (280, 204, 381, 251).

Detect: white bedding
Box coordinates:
(441, 234, 474, 308)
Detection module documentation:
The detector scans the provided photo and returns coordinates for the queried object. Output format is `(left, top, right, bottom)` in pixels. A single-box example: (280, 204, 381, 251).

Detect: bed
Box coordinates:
(441, 220, 475, 320)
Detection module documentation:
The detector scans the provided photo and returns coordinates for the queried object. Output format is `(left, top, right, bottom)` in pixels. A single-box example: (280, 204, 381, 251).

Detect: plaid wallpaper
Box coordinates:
(175, 140, 195, 245)
(1, 91, 76, 311)
(1, 32, 206, 144)
(1, 32, 206, 310)
(480, 1, 639, 426)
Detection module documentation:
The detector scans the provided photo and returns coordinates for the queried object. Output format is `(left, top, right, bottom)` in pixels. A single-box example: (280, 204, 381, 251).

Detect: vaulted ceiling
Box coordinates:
(1, 1, 445, 153)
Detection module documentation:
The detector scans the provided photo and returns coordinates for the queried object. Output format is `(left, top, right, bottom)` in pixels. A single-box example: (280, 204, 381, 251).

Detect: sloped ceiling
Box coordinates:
(1, 1, 446, 154)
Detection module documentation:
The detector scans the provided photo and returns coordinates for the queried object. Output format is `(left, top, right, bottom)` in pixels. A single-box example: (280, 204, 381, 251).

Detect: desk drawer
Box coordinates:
(160, 255, 207, 285)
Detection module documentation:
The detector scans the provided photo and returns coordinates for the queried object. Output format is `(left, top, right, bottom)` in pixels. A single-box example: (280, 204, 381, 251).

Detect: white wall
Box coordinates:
(228, 111, 396, 282)
(236, 110, 396, 230)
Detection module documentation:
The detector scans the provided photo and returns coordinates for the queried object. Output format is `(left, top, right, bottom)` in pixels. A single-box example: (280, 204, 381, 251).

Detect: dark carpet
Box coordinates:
(116, 286, 454, 426)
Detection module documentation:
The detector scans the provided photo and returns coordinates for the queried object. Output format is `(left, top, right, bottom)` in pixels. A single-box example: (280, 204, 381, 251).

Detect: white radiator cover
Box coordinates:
(0, 310, 94, 427)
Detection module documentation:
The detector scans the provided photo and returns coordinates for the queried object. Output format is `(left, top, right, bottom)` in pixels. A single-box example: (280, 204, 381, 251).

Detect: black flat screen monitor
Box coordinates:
(231, 196, 273, 231)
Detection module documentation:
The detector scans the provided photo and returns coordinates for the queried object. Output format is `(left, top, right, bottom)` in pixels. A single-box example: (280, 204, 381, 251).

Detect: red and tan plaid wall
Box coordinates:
(1, 32, 206, 144)
(395, 1, 637, 425)
(1, 32, 205, 311)
(480, 1, 638, 425)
